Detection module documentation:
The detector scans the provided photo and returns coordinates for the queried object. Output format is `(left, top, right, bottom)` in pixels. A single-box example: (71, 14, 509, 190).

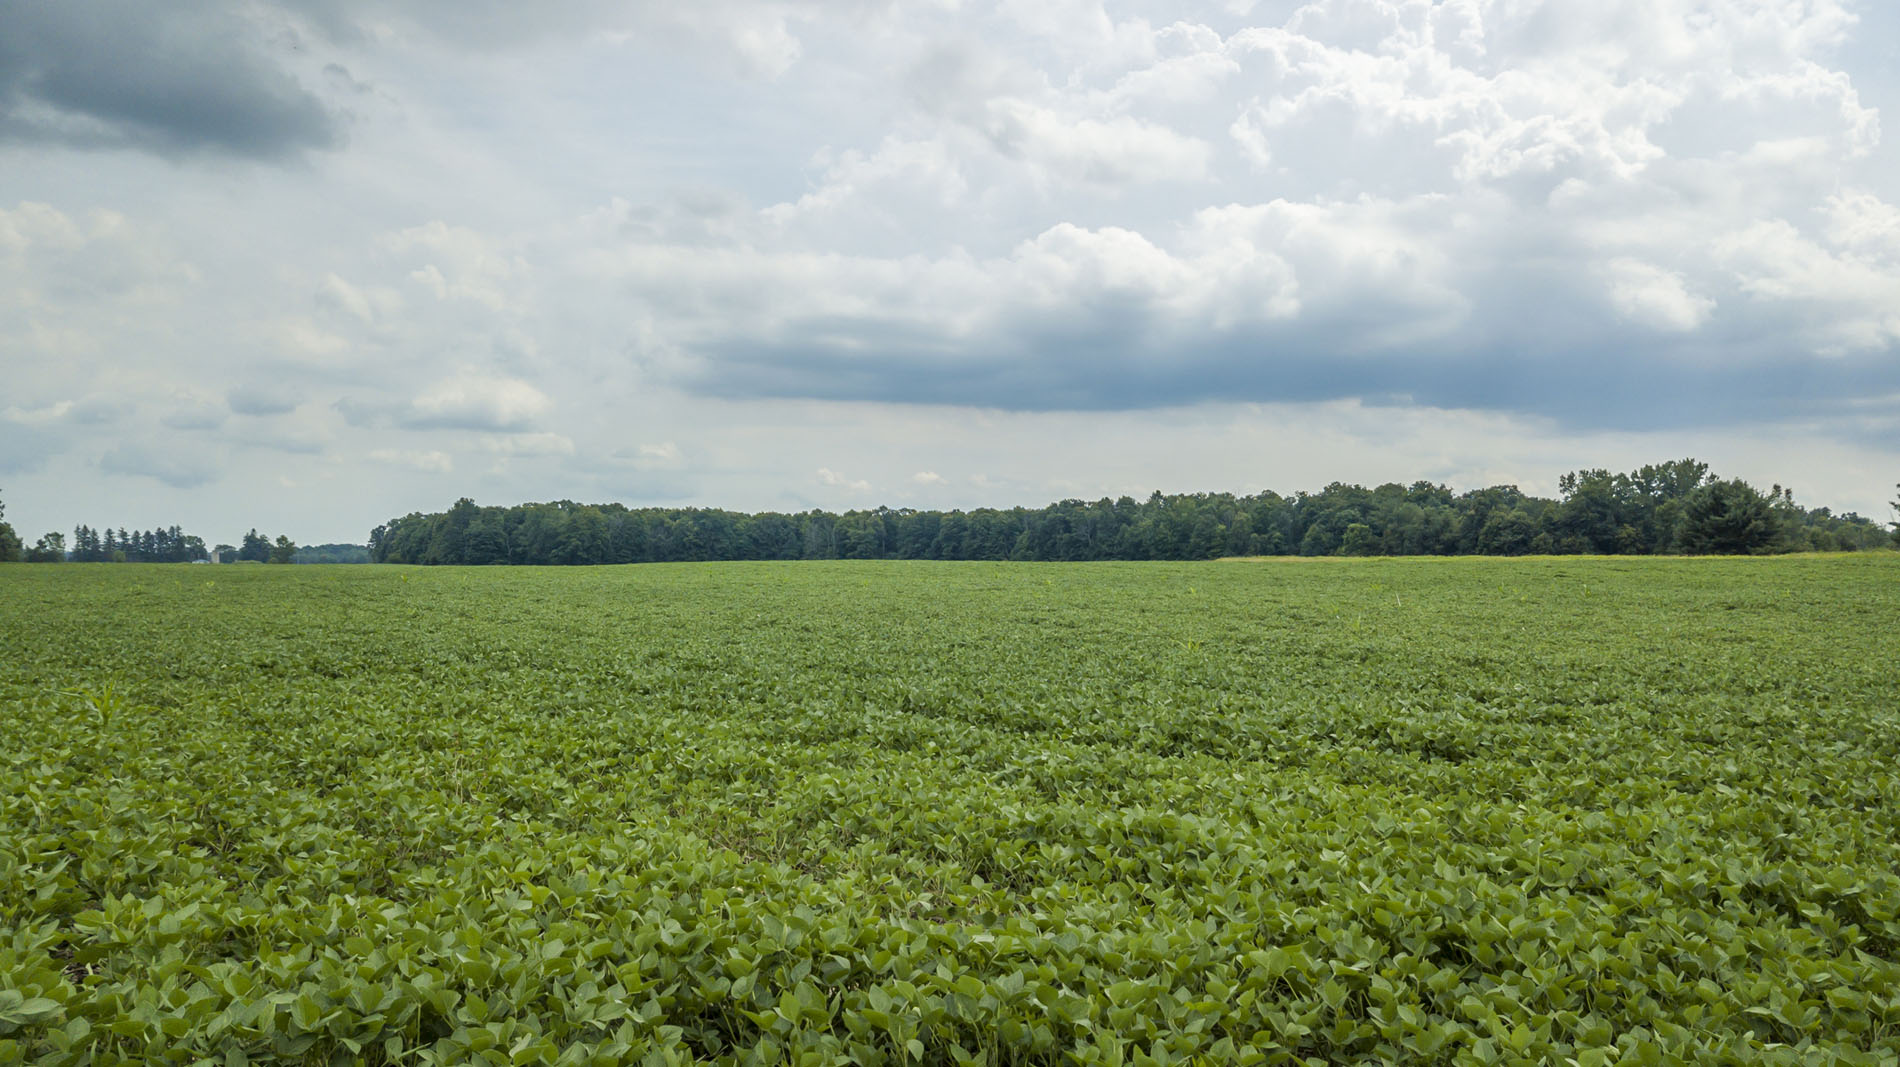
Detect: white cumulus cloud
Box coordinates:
(816, 467, 872, 491)
(409, 372, 552, 432)
(1603, 259, 1715, 333)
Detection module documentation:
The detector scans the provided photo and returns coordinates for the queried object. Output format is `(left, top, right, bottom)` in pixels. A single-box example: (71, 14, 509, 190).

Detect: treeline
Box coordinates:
(0, 492, 18, 563)
(219, 529, 299, 564)
(371, 459, 1897, 566)
(0, 490, 302, 563)
(66, 525, 209, 563)
(292, 543, 371, 564)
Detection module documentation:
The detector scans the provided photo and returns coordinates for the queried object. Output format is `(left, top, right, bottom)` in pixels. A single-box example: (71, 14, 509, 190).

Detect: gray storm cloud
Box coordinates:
(0, 1, 339, 158)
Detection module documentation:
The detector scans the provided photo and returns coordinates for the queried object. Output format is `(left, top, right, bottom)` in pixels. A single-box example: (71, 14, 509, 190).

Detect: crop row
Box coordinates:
(1, 558, 1896, 1064)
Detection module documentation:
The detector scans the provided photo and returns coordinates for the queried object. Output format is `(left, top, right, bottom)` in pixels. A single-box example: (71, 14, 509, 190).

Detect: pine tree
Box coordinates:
(240, 529, 271, 562)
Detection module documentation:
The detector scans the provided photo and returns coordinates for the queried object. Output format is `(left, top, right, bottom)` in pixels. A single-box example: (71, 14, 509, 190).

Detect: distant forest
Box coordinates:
(293, 543, 372, 564)
(0, 502, 303, 564)
(371, 459, 1898, 565)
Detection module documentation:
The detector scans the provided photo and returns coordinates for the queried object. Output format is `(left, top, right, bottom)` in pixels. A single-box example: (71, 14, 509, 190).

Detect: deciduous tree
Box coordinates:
(24, 531, 66, 563)
(0, 489, 19, 563)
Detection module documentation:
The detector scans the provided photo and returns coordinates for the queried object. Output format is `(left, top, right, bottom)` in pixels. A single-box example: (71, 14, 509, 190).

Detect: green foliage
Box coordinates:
(69, 525, 209, 563)
(1679, 479, 1779, 554)
(371, 460, 1890, 566)
(0, 488, 19, 563)
(1, 558, 1898, 1064)
(0, 498, 217, 565)
(292, 543, 372, 564)
(240, 529, 272, 563)
(268, 535, 298, 564)
(23, 531, 65, 563)
(1554, 458, 1714, 554)
(1475, 508, 1536, 556)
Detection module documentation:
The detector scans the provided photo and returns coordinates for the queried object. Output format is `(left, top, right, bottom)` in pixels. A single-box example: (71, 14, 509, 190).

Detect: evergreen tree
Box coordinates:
(240, 529, 271, 562)
(1679, 479, 1778, 555)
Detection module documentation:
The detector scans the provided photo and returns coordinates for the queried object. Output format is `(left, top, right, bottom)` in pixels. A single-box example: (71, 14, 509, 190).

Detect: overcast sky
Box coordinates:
(3, 0, 1897, 545)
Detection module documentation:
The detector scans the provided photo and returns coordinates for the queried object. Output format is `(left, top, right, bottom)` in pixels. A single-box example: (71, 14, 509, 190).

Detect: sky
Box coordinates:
(2, 0, 1897, 545)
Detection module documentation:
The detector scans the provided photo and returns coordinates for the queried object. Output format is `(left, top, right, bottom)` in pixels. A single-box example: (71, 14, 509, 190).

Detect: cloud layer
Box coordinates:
(0, 2, 339, 158)
(1, 0, 1896, 540)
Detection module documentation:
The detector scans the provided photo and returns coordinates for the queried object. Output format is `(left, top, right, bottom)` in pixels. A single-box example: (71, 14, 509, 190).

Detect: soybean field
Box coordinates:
(1, 557, 1897, 1066)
